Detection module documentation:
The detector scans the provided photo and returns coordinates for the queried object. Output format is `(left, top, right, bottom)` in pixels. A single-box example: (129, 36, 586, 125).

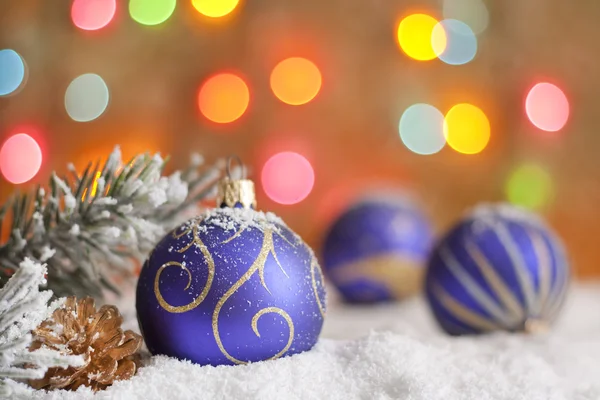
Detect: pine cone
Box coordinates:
(29, 297, 142, 391)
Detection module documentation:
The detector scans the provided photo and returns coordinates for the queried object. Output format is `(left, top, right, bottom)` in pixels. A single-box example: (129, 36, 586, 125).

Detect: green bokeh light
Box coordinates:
(129, 0, 176, 26)
(505, 164, 554, 210)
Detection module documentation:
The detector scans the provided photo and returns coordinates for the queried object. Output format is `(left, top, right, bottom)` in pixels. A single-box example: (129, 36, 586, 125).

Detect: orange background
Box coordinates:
(1, 1, 599, 277)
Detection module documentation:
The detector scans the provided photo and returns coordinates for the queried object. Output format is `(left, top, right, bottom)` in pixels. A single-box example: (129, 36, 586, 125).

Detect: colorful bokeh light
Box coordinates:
(65, 73, 110, 122)
(433, 19, 477, 65)
(399, 104, 446, 155)
(443, 0, 489, 35)
(198, 73, 249, 124)
(525, 83, 569, 132)
(270, 58, 322, 106)
(444, 103, 490, 154)
(71, 0, 117, 31)
(397, 14, 447, 61)
(192, 0, 240, 18)
(0, 133, 43, 184)
(261, 152, 315, 205)
(0, 49, 26, 96)
(129, 0, 176, 26)
(505, 164, 554, 210)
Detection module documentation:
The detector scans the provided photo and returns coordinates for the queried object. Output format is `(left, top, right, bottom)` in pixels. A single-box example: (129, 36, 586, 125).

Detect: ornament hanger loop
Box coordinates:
(226, 155, 246, 180)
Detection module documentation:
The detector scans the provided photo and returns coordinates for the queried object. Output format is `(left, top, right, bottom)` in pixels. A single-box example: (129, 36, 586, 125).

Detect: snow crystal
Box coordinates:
(147, 187, 168, 208)
(17, 284, 600, 400)
(202, 208, 288, 234)
(118, 204, 134, 214)
(38, 246, 56, 262)
(63, 194, 76, 211)
(100, 227, 121, 239)
(69, 225, 80, 236)
(166, 172, 188, 204)
(94, 196, 117, 206)
(190, 153, 204, 166)
(151, 154, 164, 165)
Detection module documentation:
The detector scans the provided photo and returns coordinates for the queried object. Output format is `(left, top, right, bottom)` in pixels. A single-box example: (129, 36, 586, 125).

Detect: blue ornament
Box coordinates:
(322, 195, 433, 303)
(136, 177, 326, 366)
(425, 204, 570, 335)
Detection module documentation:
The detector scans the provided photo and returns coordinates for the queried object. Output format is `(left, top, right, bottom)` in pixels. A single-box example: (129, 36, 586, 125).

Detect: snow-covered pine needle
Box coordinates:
(0, 147, 223, 298)
(0, 259, 83, 397)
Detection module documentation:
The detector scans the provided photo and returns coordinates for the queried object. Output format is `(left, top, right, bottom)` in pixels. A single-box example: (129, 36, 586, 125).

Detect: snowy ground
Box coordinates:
(18, 284, 600, 400)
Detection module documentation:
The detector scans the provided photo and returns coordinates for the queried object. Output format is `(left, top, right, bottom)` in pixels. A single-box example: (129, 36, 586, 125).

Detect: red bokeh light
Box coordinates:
(525, 82, 569, 132)
(71, 0, 117, 31)
(261, 152, 314, 205)
(0, 133, 43, 184)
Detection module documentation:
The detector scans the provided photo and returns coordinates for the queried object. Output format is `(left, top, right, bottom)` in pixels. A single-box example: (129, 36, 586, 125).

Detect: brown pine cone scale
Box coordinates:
(29, 296, 142, 392)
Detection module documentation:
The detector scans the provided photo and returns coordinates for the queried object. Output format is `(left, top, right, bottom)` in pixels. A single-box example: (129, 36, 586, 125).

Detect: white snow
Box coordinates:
(16, 284, 600, 400)
(190, 153, 204, 166)
(201, 208, 287, 234)
(69, 225, 80, 237)
(38, 247, 56, 262)
(165, 172, 189, 204)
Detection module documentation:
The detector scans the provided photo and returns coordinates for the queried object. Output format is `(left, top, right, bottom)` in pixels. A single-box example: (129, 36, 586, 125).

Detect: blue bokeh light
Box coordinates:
(0, 49, 26, 96)
(399, 104, 446, 155)
(433, 19, 477, 65)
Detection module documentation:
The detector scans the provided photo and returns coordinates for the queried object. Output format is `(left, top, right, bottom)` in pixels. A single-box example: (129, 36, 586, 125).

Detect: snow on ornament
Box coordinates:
(136, 160, 326, 366)
(321, 193, 433, 303)
(425, 204, 570, 335)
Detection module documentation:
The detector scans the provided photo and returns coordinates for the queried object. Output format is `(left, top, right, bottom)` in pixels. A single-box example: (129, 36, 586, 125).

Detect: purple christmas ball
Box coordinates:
(136, 207, 326, 366)
(322, 195, 433, 303)
(425, 204, 570, 335)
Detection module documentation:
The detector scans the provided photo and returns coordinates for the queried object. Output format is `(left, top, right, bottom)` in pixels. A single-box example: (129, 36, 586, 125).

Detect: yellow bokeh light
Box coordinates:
(191, 0, 239, 18)
(397, 14, 447, 61)
(443, 103, 490, 154)
(270, 57, 322, 106)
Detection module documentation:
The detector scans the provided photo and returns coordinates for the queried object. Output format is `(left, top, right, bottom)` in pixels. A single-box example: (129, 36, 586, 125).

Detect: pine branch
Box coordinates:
(0, 146, 223, 298)
(0, 259, 83, 397)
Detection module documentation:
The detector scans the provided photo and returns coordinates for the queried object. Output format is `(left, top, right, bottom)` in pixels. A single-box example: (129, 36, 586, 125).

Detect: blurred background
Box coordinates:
(0, 0, 598, 278)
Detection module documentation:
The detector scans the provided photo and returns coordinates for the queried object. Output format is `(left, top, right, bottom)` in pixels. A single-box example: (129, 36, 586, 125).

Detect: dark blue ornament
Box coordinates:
(322, 196, 432, 303)
(425, 204, 570, 335)
(136, 208, 326, 366)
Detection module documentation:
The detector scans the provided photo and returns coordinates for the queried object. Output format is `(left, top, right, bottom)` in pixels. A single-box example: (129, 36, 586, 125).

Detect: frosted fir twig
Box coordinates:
(0, 259, 83, 397)
(0, 147, 224, 298)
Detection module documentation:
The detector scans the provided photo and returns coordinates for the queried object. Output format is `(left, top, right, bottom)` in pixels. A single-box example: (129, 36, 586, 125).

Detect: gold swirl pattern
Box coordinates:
(310, 258, 326, 318)
(212, 227, 295, 365)
(251, 307, 294, 360)
(155, 213, 325, 364)
(154, 218, 215, 313)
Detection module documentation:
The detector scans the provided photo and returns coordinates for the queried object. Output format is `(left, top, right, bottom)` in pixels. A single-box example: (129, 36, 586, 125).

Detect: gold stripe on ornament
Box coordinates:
(440, 246, 513, 326)
(528, 229, 552, 316)
(328, 253, 424, 299)
(431, 282, 500, 331)
(492, 223, 536, 313)
(464, 239, 524, 321)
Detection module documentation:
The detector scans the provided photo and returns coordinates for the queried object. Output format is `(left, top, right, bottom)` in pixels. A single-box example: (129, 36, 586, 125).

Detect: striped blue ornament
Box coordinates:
(322, 196, 433, 303)
(425, 204, 570, 335)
